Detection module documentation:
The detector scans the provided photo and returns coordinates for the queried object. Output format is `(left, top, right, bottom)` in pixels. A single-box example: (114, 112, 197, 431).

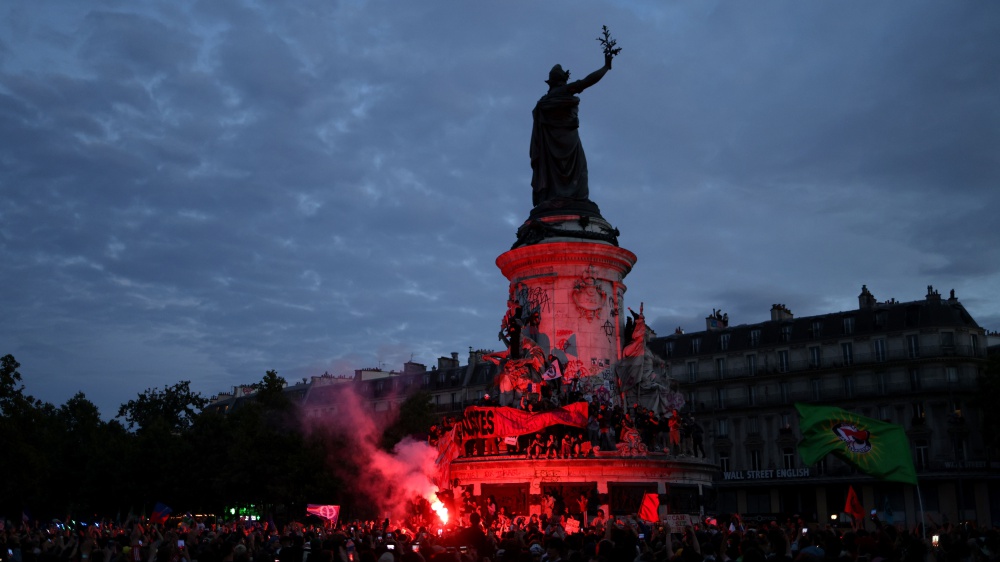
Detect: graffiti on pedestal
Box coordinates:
(564, 359, 587, 381)
(601, 319, 614, 343)
(607, 288, 621, 318)
(515, 283, 551, 317)
(555, 329, 577, 358)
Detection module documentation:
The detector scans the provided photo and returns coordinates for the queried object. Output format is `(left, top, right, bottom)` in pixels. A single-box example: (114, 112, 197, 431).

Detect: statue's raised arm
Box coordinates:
(564, 56, 611, 95)
(529, 27, 621, 208)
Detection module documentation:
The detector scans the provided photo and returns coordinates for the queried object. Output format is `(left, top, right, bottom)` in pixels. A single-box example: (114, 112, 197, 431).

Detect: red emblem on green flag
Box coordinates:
(795, 403, 918, 485)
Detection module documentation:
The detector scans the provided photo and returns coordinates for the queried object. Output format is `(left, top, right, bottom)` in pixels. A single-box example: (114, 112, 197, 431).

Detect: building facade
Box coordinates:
(648, 285, 997, 526)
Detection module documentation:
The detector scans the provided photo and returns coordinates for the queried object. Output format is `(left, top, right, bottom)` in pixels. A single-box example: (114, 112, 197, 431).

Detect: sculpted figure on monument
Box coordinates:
(484, 336, 546, 406)
(530, 27, 620, 208)
(616, 303, 685, 415)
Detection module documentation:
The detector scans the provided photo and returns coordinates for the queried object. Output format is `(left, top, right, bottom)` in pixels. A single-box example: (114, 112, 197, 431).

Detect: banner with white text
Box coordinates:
(460, 402, 589, 439)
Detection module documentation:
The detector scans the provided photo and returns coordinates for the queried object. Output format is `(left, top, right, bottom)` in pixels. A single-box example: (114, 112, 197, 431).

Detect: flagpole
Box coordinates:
(915, 483, 925, 540)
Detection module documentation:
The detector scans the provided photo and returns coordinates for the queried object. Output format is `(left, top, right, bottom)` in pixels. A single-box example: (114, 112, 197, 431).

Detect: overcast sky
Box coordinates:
(3, 1, 998, 418)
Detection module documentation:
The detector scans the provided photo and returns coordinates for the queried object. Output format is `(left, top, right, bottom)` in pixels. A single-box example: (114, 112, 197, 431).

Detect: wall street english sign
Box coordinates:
(722, 468, 811, 481)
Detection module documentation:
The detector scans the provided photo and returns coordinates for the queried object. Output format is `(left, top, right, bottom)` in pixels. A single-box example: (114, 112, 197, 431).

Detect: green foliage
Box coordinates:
(0, 354, 26, 413)
(0, 358, 424, 520)
(0, 358, 133, 517)
(116, 380, 208, 433)
(255, 369, 291, 409)
(597, 25, 623, 58)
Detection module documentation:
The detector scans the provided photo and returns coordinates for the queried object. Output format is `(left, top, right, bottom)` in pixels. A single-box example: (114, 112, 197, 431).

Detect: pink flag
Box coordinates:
(306, 505, 340, 525)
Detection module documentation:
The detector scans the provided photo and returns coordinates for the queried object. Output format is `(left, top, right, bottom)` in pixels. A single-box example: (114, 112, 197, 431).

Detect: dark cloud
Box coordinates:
(1, 0, 997, 417)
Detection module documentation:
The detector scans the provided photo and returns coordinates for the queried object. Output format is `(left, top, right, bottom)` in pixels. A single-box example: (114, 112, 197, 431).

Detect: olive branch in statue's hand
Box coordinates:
(597, 25, 623, 60)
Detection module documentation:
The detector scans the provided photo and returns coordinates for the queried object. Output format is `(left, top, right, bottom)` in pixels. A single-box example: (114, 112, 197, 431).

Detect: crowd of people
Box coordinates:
(2, 511, 995, 562)
(427, 399, 706, 460)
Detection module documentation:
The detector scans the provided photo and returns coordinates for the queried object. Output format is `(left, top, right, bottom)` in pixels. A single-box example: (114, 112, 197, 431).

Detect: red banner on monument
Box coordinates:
(460, 402, 589, 439)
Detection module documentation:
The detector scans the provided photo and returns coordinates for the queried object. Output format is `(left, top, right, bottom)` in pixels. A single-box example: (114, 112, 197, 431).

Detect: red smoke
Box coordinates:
(298, 383, 444, 524)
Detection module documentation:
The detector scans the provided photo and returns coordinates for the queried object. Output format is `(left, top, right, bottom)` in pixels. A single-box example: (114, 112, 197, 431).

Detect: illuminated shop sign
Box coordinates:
(722, 468, 811, 481)
(943, 461, 1000, 470)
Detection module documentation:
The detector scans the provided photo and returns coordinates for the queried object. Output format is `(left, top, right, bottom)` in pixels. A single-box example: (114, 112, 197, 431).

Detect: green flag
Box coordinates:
(795, 403, 918, 485)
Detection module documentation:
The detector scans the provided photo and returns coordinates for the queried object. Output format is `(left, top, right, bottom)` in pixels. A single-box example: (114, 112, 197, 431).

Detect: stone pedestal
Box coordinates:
(449, 455, 716, 516)
(496, 237, 636, 388)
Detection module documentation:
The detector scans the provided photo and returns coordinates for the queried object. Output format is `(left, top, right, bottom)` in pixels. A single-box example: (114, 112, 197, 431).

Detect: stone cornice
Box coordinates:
(496, 242, 637, 280)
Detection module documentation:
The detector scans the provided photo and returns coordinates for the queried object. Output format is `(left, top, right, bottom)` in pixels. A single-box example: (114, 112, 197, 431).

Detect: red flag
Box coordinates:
(638, 493, 660, 523)
(433, 426, 462, 490)
(844, 485, 864, 523)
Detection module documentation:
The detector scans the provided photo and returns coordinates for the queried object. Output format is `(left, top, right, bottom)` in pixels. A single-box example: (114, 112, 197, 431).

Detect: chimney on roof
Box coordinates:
(926, 285, 941, 302)
(948, 289, 957, 303)
(706, 309, 729, 331)
(770, 304, 793, 321)
(438, 353, 460, 371)
(403, 361, 426, 375)
(859, 284, 876, 309)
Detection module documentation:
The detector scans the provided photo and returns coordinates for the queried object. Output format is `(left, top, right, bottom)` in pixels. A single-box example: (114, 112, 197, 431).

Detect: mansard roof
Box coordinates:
(649, 293, 981, 360)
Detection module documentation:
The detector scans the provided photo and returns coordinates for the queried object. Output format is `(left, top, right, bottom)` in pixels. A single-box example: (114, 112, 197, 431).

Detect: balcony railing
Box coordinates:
(687, 343, 983, 381)
(698, 375, 979, 411)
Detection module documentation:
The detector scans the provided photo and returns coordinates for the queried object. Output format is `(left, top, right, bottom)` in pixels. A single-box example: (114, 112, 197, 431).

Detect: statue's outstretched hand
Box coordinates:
(605, 53, 613, 69)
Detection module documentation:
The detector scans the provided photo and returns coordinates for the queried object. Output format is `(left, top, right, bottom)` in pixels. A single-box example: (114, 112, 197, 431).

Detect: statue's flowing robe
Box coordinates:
(530, 90, 589, 206)
(616, 313, 685, 415)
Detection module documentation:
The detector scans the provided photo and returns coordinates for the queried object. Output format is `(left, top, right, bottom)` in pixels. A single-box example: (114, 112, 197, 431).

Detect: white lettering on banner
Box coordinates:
(663, 514, 691, 527)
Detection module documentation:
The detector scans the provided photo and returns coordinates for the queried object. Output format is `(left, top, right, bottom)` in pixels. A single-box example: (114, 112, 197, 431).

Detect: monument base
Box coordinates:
(449, 455, 715, 518)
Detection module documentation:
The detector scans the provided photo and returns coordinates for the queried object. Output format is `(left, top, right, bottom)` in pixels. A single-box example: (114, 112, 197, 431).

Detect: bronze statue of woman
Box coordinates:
(529, 52, 613, 207)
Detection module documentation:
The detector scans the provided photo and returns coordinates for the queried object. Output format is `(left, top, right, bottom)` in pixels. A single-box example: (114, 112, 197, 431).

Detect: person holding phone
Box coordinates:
(796, 527, 825, 560)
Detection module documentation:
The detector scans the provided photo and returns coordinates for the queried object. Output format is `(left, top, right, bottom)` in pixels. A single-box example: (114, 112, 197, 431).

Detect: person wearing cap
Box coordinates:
(529, 53, 613, 207)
